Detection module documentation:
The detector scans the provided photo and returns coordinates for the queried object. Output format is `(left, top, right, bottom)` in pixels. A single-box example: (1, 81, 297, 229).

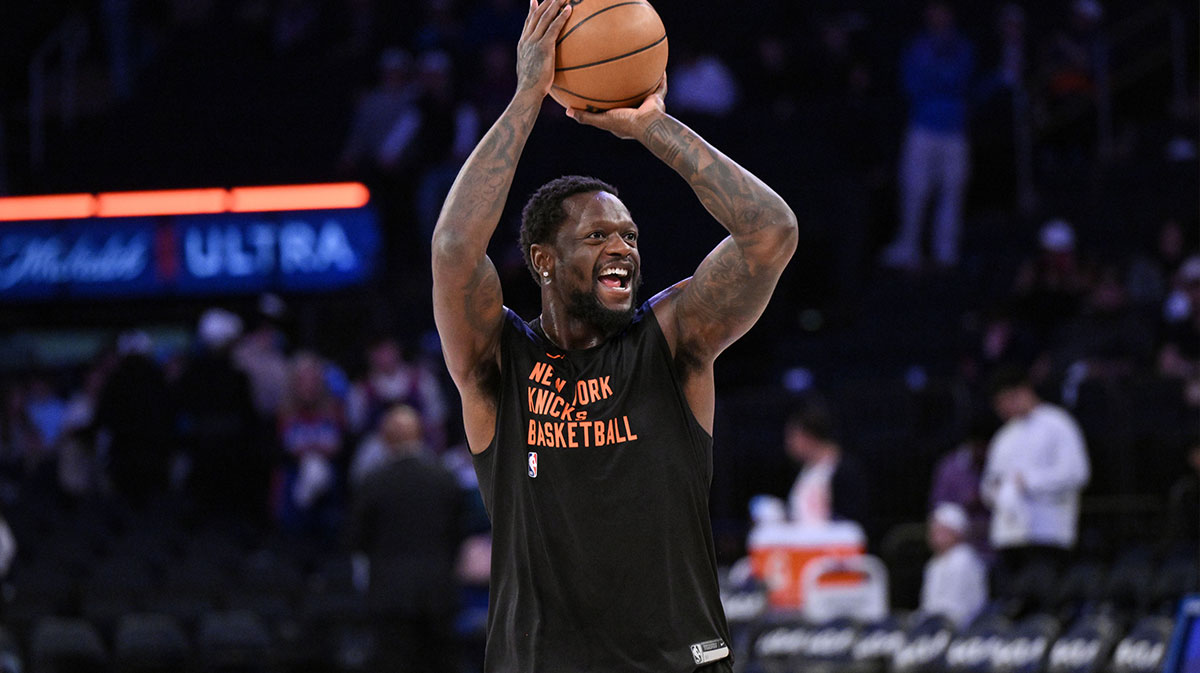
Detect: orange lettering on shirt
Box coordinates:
(623, 415, 638, 441)
(528, 362, 546, 382)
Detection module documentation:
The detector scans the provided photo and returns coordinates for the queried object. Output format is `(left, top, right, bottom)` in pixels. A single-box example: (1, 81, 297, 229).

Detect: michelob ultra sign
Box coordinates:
(0, 183, 379, 299)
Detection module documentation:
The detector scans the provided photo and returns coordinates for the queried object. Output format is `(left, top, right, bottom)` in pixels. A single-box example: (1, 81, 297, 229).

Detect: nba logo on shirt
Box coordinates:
(527, 452, 538, 478)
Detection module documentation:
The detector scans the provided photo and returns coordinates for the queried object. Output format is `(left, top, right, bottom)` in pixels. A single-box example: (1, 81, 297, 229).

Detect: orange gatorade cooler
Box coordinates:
(747, 521, 866, 609)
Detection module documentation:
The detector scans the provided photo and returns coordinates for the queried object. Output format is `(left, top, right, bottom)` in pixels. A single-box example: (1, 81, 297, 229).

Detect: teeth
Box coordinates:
(600, 267, 628, 277)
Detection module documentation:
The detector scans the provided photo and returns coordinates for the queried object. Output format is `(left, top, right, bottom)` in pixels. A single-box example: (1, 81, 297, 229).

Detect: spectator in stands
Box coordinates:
(348, 384, 427, 487)
(881, 0, 975, 271)
(412, 0, 464, 56)
(468, 39, 518, 125)
(345, 404, 466, 673)
(1049, 257, 1154, 392)
(276, 351, 347, 541)
(784, 395, 869, 530)
(463, 0, 525, 58)
(958, 303, 1043, 388)
(1127, 217, 1190, 310)
(742, 33, 800, 121)
(1035, 0, 1106, 170)
(929, 415, 996, 563)
(95, 330, 174, 509)
(981, 366, 1090, 582)
(667, 43, 741, 118)
(919, 502, 989, 628)
(175, 308, 263, 525)
(57, 358, 111, 500)
(1, 384, 36, 479)
(1011, 218, 1093, 341)
(337, 46, 420, 177)
(0, 505, 14, 581)
(232, 293, 291, 425)
(20, 373, 67, 485)
(1157, 255, 1200, 390)
(347, 335, 447, 452)
(411, 50, 481, 248)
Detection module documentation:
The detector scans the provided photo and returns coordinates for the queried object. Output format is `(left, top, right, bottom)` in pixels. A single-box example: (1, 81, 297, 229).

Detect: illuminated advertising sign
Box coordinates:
(0, 184, 379, 300)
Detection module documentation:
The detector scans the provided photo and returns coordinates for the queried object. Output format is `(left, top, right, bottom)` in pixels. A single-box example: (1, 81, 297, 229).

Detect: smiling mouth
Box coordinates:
(597, 265, 631, 291)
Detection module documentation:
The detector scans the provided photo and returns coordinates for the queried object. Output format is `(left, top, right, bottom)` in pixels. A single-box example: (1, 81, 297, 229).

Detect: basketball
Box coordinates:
(550, 0, 669, 112)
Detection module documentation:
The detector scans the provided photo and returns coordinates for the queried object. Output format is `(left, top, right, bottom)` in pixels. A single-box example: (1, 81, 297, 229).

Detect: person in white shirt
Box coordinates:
(980, 366, 1090, 582)
(783, 396, 869, 528)
(920, 502, 989, 628)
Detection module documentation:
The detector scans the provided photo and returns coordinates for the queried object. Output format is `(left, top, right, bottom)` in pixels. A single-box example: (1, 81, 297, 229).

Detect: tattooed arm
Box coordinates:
(567, 81, 798, 430)
(432, 0, 572, 453)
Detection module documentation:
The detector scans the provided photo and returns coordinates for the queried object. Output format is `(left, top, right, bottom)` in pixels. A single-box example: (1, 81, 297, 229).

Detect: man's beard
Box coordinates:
(566, 283, 639, 336)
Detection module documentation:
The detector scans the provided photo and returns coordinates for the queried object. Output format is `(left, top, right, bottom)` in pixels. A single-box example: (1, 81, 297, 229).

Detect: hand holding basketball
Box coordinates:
(516, 0, 574, 96)
(550, 0, 669, 111)
(566, 75, 666, 140)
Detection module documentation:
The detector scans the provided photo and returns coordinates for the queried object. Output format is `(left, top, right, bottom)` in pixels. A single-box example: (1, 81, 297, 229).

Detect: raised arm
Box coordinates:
(431, 0, 572, 452)
(568, 84, 798, 364)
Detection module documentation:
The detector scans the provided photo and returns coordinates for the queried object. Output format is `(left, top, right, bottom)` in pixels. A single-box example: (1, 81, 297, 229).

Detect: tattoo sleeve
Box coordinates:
(640, 114, 797, 359)
(432, 91, 542, 380)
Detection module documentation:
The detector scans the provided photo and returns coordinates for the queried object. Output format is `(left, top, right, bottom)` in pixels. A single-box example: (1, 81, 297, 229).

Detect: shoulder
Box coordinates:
(1034, 403, 1082, 432)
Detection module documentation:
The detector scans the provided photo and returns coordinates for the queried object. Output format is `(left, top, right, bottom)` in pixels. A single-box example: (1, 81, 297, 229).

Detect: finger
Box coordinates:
(522, 0, 537, 36)
(546, 0, 573, 37)
(566, 107, 602, 126)
(656, 73, 667, 99)
(532, 0, 570, 40)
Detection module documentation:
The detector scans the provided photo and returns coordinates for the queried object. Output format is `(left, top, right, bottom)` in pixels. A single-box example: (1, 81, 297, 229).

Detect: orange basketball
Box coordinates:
(551, 0, 669, 112)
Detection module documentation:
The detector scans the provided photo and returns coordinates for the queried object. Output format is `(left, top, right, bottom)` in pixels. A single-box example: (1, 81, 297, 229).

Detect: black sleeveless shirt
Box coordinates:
(472, 303, 732, 672)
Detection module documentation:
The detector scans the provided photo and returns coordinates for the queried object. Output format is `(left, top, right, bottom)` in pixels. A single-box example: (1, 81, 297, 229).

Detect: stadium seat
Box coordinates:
(991, 613, 1062, 673)
(0, 626, 22, 673)
(79, 555, 157, 638)
(1045, 612, 1122, 673)
(5, 564, 79, 639)
(721, 580, 770, 663)
(1107, 615, 1174, 673)
(995, 559, 1058, 619)
(1099, 552, 1154, 618)
(1149, 555, 1199, 617)
(798, 616, 860, 673)
(744, 612, 814, 673)
(113, 613, 190, 673)
(942, 612, 1012, 673)
(226, 548, 303, 627)
(891, 612, 957, 673)
(29, 616, 108, 673)
(195, 609, 273, 672)
(1050, 561, 1106, 623)
(847, 613, 907, 673)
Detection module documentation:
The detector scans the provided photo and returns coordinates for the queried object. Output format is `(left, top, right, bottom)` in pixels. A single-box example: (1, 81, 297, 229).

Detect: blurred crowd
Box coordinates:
(0, 0, 1195, 655)
(0, 293, 478, 544)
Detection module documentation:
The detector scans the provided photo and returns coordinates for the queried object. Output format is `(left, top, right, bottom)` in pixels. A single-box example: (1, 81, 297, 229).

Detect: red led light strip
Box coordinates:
(0, 183, 370, 221)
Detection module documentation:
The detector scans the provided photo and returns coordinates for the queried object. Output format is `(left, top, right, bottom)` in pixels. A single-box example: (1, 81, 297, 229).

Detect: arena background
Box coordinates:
(0, 0, 1197, 671)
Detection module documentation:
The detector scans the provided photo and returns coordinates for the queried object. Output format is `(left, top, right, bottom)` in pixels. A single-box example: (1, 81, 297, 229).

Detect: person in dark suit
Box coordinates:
(345, 403, 467, 673)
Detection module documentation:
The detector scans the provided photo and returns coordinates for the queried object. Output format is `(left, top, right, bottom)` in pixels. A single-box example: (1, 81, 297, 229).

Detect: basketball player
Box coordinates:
(430, 0, 798, 670)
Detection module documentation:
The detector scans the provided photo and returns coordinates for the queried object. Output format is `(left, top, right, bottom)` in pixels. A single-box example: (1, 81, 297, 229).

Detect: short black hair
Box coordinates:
(785, 395, 836, 442)
(519, 175, 619, 283)
(987, 364, 1032, 398)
